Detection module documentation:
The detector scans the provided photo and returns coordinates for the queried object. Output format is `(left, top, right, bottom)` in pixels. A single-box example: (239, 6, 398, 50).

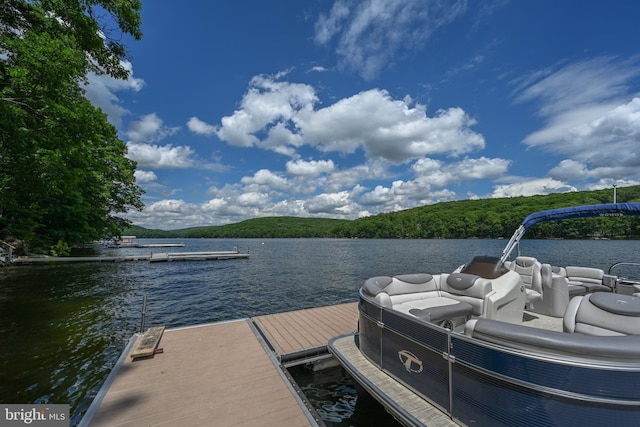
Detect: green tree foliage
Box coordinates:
(331, 186, 640, 239)
(0, 0, 143, 253)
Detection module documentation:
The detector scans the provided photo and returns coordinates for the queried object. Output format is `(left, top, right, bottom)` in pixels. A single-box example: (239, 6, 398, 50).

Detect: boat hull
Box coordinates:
(358, 295, 640, 426)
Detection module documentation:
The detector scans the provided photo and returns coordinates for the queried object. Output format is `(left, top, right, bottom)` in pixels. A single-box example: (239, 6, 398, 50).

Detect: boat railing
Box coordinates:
(608, 262, 640, 289)
(608, 261, 640, 275)
(0, 240, 16, 266)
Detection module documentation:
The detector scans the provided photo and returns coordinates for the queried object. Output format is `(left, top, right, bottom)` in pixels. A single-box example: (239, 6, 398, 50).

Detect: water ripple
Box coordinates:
(0, 238, 637, 426)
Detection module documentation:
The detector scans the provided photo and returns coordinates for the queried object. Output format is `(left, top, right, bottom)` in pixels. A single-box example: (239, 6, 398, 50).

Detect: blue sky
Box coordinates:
(85, 0, 640, 230)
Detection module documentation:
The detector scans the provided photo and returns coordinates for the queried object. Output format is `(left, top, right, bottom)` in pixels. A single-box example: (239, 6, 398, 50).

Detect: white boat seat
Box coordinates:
(362, 273, 486, 329)
(508, 256, 543, 307)
(439, 273, 493, 316)
(362, 274, 440, 307)
(565, 266, 612, 297)
(529, 263, 570, 318)
(563, 293, 640, 336)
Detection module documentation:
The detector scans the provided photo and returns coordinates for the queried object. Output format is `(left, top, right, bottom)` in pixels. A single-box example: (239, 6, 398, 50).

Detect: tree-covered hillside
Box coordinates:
(181, 217, 348, 238)
(126, 217, 349, 238)
(331, 186, 640, 239)
(126, 186, 640, 239)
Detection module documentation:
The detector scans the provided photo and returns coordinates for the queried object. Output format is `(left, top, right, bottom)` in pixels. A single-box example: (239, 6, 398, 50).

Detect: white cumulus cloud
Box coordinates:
(187, 117, 218, 135)
(126, 113, 180, 144)
(134, 170, 158, 183)
(127, 143, 196, 169)
(286, 159, 335, 176)
(215, 76, 485, 163)
(491, 179, 577, 198)
(83, 60, 144, 126)
(240, 169, 289, 190)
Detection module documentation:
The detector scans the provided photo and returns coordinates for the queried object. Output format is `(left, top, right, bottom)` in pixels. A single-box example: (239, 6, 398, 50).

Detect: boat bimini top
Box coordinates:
(500, 202, 640, 264)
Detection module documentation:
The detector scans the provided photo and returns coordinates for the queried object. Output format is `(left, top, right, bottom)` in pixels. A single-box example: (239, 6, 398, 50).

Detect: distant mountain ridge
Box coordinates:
(125, 186, 640, 239)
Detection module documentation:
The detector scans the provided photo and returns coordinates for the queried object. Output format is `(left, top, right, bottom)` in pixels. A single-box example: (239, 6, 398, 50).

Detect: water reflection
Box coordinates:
(290, 365, 401, 427)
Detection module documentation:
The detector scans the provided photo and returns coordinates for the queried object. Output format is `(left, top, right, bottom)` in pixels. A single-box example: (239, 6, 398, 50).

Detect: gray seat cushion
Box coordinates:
(409, 301, 474, 323)
(468, 318, 640, 360)
(590, 293, 640, 317)
(563, 293, 640, 335)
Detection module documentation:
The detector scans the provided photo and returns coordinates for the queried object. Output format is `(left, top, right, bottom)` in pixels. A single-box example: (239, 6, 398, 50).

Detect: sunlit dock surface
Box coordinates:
(81, 303, 358, 427)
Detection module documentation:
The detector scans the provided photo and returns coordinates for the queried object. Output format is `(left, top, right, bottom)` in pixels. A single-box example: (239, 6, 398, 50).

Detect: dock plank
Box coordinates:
(88, 320, 312, 427)
(253, 303, 358, 357)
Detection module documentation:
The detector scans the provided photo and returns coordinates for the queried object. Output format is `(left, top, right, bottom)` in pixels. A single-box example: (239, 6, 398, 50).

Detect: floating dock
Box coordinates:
(9, 250, 249, 265)
(105, 243, 186, 248)
(80, 303, 359, 427)
(149, 250, 250, 262)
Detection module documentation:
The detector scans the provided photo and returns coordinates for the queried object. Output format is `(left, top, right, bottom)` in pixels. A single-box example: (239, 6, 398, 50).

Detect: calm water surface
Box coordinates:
(0, 238, 637, 425)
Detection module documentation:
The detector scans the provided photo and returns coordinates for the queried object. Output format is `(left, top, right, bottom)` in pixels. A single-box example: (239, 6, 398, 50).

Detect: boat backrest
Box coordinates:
(541, 263, 552, 289)
(362, 276, 394, 307)
(565, 266, 604, 285)
(362, 274, 440, 307)
(563, 293, 640, 336)
(531, 263, 570, 317)
(440, 273, 493, 316)
(552, 266, 566, 276)
(465, 318, 640, 361)
(508, 256, 543, 305)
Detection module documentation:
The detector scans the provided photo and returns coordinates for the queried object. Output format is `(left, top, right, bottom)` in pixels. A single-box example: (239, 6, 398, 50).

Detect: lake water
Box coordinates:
(0, 238, 638, 426)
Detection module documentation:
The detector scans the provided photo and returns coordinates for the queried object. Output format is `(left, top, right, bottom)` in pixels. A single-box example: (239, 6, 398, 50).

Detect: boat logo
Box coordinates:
(398, 350, 423, 373)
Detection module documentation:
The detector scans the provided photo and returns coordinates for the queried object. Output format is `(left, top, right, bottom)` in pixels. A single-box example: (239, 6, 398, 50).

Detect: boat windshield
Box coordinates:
(460, 255, 509, 279)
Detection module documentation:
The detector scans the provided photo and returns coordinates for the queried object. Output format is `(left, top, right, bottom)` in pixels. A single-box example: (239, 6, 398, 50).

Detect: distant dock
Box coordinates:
(10, 250, 250, 265)
(80, 303, 359, 427)
(101, 236, 185, 249)
(104, 243, 186, 248)
(150, 250, 250, 262)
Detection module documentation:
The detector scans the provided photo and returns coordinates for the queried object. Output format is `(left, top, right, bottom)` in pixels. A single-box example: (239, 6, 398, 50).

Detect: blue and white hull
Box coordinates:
(354, 293, 640, 426)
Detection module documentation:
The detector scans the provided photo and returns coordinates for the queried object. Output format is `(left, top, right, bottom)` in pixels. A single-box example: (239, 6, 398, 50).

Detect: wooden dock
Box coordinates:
(254, 304, 358, 363)
(9, 251, 249, 265)
(149, 251, 250, 262)
(81, 302, 358, 427)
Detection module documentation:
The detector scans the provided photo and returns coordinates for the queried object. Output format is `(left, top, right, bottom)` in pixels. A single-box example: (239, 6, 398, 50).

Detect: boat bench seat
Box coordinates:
(563, 292, 640, 336)
(363, 274, 441, 307)
(564, 266, 612, 297)
(362, 273, 492, 329)
(465, 317, 640, 361)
